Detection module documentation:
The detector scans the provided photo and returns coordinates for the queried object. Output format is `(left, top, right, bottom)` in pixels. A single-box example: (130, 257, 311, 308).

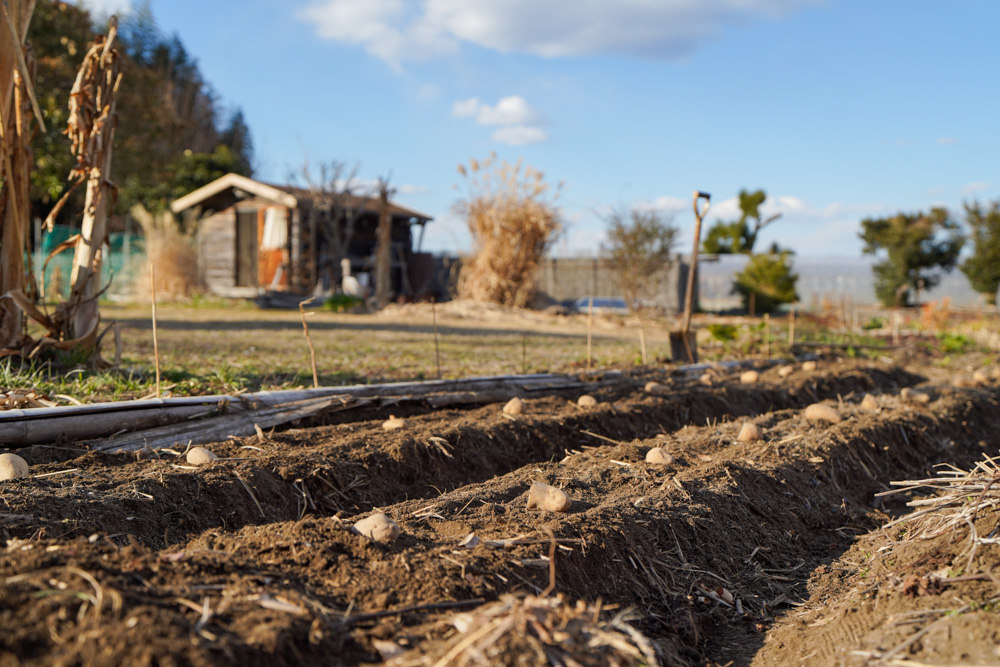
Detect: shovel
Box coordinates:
(670, 190, 711, 363)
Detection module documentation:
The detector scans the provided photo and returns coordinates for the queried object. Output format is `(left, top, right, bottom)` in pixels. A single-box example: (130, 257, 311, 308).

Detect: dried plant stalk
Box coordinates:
(0, 0, 39, 351)
(456, 153, 561, 308)
(64, 20, 122, 345)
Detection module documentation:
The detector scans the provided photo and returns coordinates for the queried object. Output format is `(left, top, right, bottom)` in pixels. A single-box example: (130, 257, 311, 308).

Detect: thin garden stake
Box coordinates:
(298, 297, 319, 388)
(150, 263, 160, 398)
(637, 312, 647, 365)
(789, 308, 795, 346)
(586, 296, 593, 369)
(764, 313, 770, 359)
(432, 297, 441, 379)
(521, 333, 527, 374)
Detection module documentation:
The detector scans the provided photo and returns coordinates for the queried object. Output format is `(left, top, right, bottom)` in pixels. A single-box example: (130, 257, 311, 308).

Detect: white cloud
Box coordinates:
(297, 0, 819, 66)
(74, 0, 131, 17)
(453, 95, 548, 145)
(962, 181, 991, 196)
(491, 125, 548, 145)
(397, 183, 430, 196)
(453, 95, 541, 126)
(937, 136, 959, 146)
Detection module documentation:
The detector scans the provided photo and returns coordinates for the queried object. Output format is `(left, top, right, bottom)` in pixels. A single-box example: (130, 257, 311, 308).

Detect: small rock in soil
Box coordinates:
(577, 395, 597, 408)
(503, 397, 523, 415)
(0, 453, 29, 481)
(526, 481, 572, 512)
(804, 403, 842, 424)
(186, 447, 218, 466)
(737, 422, 763, 442)
(383, 415, 408, 430)
(353, 513, 401, 543)
(645, 447, 675, 465)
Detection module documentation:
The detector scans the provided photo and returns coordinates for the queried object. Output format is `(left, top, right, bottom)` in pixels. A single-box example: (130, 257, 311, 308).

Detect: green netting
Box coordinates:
(35, 225, 146, 300)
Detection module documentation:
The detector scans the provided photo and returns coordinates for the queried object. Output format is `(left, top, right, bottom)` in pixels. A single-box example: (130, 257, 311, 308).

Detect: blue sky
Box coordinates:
(79, 0, 998, 257)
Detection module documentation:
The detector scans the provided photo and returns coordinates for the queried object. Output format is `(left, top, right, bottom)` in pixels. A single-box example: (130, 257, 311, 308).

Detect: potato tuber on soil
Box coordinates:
(526, 481, 572, 512)
(383, 415, 408, 430)
(861, 394, 880, 411)
(0, 453, 29, 481)
(186, 447, 218, 466)
(699, 373, 713, 386)
(804, 403, 842, 424)
(503, 397, 523, 415)
(737, 422, 763, 442)
(740, 370, 759, 384)
(972, 369, 990, 384)
(777, 366, 793, 378)
(900, 387, 930, 404)
(353, 513, 401, 543)
(645, 447, 674, 465)
(801, 360, 818, 372)
(644, 381, 669, 395)
(577, 395, 597, 408)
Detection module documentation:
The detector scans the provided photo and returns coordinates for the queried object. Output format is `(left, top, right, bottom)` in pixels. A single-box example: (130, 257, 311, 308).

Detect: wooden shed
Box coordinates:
(170, 173, 434, 299)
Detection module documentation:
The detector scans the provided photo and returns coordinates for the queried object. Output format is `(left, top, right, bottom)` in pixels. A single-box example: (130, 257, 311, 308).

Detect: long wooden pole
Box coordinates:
(150, 263, 160, 398)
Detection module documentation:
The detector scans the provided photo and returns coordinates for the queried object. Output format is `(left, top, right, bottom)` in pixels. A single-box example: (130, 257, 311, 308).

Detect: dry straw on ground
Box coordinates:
(455, 153, 561, 308)
(415, 593, 657, 667)
(879, 454, 1000, 569)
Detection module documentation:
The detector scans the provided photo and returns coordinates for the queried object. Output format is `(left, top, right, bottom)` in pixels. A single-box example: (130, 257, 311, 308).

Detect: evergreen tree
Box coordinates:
(702, 189, 781, 254)
(733, 252, 799, 313)
(859, 208, 964, 307)
(959, 200, 1000, 305)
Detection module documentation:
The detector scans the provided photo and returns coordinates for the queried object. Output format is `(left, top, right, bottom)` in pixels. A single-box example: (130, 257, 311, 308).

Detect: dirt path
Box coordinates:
(1, 358, 998, 665)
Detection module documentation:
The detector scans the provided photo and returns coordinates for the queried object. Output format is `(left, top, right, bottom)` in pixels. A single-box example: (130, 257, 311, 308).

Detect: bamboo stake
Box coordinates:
(637, 312, 647, 365)
(298, 297, 319, 388)
(789, 308, 795, 346)
(586, 296, 593, 369)
(150, 263, 160, 398)
(764, 313, 770, 359)
(432, 297, 441, 379)
(521, 333, 527, 374)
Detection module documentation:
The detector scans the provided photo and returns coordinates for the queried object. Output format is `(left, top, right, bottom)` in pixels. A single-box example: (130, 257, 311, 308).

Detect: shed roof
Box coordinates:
(170, 173, 433, 222)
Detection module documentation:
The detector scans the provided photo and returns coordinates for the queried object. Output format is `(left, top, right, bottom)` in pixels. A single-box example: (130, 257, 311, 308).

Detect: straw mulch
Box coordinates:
(455, 154, 561, 308)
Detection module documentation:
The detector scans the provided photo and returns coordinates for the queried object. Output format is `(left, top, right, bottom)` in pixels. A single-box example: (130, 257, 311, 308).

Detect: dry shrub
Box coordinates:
(456, 154, 561, 308)
(131, 205, 201, 299)
(416, 594, 657, 666)
(920, 297, 952, 331)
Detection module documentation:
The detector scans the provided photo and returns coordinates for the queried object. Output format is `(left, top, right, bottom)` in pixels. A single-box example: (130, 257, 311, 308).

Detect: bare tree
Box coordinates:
(298, 159, 362, 290)
(603, 207, 679, 313)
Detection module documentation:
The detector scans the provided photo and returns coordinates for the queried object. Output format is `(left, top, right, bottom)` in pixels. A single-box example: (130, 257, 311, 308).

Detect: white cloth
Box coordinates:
(260, 207, 288, 250)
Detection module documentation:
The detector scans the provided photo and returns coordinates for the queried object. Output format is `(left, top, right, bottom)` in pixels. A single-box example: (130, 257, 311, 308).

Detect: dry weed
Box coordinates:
(455, 153, 561, 308)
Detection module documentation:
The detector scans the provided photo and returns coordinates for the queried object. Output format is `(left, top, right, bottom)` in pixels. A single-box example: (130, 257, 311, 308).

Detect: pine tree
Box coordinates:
(960, 200, 1000, 306)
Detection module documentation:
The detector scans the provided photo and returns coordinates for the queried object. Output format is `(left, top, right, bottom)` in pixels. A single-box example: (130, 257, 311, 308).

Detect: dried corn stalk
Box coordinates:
(0, 0, 40, 352)
(63, 19, 122, 347)
(456, 153, 561, 308)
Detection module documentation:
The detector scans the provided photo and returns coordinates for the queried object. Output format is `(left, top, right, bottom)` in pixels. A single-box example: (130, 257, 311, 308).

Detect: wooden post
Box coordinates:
(789, 308, 795, 346)
(749, 292, 755, 318)
(298, 297, 319, 388)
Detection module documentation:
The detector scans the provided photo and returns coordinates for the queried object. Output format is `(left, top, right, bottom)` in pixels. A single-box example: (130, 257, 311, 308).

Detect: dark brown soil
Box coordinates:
(1, 358, 998, 666)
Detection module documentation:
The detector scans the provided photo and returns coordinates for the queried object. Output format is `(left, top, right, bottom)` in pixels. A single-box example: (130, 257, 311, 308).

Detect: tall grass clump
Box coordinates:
(131, 204, 201, 299)
(455, 153, 561, 308)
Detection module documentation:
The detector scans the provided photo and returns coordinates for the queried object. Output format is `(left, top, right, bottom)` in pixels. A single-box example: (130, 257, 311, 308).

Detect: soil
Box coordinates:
(2, 356, 999, 666)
